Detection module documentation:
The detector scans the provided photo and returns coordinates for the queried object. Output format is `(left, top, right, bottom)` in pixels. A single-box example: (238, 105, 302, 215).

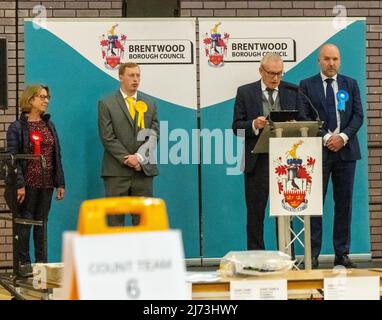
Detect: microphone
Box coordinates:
(283, 83, 323, 135)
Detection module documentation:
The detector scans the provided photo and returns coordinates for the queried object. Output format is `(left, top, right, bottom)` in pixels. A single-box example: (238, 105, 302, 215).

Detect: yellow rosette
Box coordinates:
(135, 101, 148, 129)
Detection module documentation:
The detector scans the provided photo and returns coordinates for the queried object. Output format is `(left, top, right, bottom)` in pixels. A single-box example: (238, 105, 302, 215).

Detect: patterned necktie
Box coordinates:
(325, 78, 337, 132)
(125, 96, 135, 120)
(266, 87, 275, 106)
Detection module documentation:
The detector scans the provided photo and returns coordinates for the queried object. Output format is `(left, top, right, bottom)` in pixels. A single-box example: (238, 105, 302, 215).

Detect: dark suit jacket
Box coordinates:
(98, 90, 159, 177)
(6, 112, 65, 189)
(232, 80, 304, 173)
(299, 74, 364, 161)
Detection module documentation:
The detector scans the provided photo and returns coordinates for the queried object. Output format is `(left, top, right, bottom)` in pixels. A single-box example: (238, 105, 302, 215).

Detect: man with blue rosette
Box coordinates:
(299, 44, 364, 269)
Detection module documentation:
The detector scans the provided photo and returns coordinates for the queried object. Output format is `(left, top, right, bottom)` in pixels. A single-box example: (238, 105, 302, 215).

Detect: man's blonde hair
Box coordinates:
(118, 62, 140, 76)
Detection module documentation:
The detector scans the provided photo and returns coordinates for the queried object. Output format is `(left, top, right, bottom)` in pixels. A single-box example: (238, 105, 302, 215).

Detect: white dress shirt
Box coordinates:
(320, 72, 349, 146)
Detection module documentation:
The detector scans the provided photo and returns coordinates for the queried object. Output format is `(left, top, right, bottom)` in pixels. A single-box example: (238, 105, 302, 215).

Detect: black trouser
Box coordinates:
(311, 151, 356, 258)
(17, 187, 53, 264)
(103, 172, 153, 227)
(244, 154, 269, 250)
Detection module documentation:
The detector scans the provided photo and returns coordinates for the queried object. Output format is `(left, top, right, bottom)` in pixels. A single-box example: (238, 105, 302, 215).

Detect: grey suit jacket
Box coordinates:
(98, 90, 159, 177)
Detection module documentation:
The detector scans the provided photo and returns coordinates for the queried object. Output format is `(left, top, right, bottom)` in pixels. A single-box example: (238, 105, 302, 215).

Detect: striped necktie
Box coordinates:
(266, 87, 275, 106)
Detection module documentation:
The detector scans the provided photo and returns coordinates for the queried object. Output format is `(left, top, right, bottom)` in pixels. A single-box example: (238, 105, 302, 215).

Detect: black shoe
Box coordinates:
(334, 255, 357, 268)
(312, 256, 319, 269)
(18, 263, 33, 277)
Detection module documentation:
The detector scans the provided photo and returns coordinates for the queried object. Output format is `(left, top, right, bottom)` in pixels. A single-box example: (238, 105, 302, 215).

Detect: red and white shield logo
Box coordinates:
(105, 56, 120, 69)
(209, 54, 224, 66)
(283, 191, 306, 209)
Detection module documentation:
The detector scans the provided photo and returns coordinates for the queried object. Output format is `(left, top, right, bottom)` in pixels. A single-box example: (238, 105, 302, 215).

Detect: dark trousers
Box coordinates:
(17, 187, 53, 264)
(244, 154, 269, 250)
(103, 172, 153, 227)
(311, 151, 356, 258)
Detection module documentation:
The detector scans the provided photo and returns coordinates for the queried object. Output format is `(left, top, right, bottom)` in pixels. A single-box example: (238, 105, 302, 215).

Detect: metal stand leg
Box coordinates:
(299, 127, 312, 270)
(275, 128, 288, 253)
(13, 208, 19, 283)
(277, 217, 285, 251)
(284, 216, 292, 256)
(278, 216, 292, 256)
(304, 216, 312, 270)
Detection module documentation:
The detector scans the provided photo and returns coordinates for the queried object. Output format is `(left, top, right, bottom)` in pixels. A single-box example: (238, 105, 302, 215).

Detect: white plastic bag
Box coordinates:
(219, 250, 294, 277)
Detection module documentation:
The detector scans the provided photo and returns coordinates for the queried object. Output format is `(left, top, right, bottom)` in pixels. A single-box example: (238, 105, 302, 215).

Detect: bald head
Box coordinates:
(318, 43, 341, 77)
(319, 44, 340, 58)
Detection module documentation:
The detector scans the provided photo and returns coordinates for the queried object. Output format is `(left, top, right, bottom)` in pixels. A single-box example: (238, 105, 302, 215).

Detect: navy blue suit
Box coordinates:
(232, 80, 304, 250)
(299, 74, 364, 258)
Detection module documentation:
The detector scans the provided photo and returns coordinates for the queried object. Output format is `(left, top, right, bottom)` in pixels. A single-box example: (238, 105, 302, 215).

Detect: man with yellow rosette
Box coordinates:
(98, 62, 159, 226)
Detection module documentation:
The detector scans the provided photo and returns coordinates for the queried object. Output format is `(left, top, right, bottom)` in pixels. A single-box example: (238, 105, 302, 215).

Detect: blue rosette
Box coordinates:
(337, 90, 349, 112)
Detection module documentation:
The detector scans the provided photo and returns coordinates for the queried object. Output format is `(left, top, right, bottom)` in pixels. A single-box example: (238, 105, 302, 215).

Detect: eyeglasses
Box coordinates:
(36, 94, 51, 101)
(261, 67, 284, 79)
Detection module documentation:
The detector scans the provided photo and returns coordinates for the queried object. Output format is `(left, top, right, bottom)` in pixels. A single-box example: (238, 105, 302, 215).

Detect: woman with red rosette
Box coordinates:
(5, 84, 65, 277)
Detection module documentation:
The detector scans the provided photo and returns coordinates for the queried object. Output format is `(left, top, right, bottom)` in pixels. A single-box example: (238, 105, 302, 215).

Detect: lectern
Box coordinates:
(253, 120, 322, 270)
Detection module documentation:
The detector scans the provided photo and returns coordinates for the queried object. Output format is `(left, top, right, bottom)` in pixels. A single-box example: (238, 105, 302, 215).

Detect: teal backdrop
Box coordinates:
(24, 19, 369, 261)
(25, 22, 200, 261)
(201, 20, 369, 257)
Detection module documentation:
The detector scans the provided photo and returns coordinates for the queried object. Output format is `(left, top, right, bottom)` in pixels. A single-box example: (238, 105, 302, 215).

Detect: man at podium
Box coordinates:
(300, 44, 364, 269)
(232, 53, 304, 250)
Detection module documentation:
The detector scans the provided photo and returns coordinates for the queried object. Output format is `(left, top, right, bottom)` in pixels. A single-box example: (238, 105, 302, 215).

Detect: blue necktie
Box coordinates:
(325, 78, 337, 132)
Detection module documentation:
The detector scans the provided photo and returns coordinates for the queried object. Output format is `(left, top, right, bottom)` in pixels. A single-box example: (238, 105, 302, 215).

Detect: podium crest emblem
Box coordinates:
(273, 140, 316, 212)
